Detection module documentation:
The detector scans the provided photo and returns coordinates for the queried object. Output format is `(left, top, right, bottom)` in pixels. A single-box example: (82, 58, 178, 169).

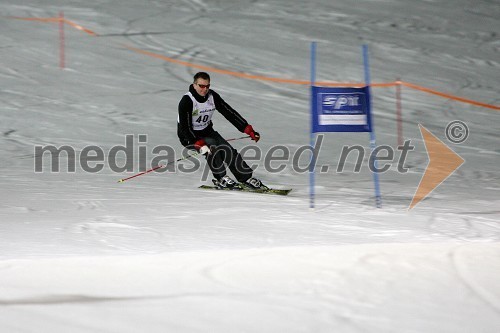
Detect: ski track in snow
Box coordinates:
(449, 245, 500, 317)
(1, 244, 499, 332)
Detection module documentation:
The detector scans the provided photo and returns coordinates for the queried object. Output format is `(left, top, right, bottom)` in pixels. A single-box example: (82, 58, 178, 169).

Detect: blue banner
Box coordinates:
(311, 86, 372, 133)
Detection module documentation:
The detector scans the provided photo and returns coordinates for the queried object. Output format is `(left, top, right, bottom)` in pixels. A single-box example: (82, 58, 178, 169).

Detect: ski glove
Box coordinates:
(244, 125, 260, 142)
(194, 139, 211, 155)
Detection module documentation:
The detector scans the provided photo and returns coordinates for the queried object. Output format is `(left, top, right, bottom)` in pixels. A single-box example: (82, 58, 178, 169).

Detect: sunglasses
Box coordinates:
(196, 83, 210, 89)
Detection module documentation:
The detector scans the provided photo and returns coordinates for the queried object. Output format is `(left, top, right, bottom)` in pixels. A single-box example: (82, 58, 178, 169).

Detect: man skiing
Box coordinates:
(177, 72, 265, 189)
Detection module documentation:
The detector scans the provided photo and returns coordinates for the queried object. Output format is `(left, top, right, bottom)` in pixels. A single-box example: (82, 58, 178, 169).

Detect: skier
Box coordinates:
(177, 72, 265, 189)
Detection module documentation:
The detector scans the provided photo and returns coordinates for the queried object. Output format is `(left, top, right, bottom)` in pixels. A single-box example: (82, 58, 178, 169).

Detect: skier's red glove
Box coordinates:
(194, 139, 210, 155)
(244, 125, 260, 142)
(194, 139, 205, 150)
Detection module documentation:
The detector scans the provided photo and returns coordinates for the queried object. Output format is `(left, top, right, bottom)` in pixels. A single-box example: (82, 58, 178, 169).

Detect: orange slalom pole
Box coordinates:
(396, 79, 403, 146)
(59, 11, 65, 69)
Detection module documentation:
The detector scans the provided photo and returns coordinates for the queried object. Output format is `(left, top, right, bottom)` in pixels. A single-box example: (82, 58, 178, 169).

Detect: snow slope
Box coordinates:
(1, 0, 499, 332)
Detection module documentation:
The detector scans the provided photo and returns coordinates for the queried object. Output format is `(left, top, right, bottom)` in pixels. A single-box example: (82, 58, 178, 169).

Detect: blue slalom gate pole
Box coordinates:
(363, 44, 382, 208)
(309, 42, 317, 209)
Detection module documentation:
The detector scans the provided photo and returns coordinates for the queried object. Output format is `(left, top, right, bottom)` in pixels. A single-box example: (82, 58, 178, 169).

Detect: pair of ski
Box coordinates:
(199, 179, 292, 196)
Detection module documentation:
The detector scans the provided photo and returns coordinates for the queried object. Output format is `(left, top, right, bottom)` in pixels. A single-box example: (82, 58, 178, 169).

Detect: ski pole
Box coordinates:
(117, 152, 199, 183)
(227, 135, 250, 142)
(117, 136, 251, 183)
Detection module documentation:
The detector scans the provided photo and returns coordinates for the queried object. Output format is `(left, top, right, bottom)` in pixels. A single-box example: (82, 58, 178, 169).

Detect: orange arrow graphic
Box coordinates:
(409, 125, 465, 210)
